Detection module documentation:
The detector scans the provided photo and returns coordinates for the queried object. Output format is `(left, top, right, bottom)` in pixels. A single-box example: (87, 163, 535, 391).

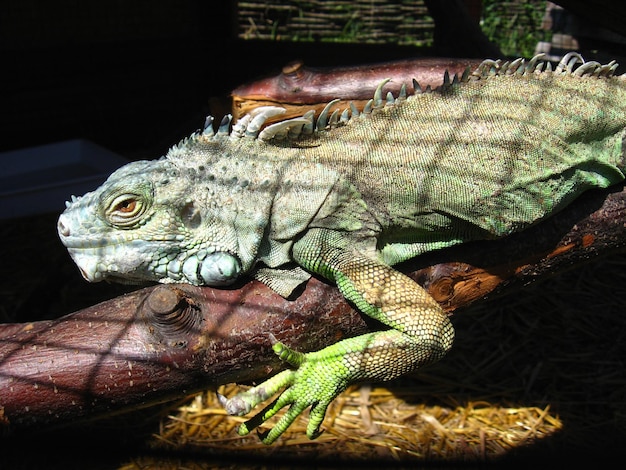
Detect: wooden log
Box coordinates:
(1, 183, 624, 435)
(231, 57, 483, 122)
(408, 185, 626, 310)
(0, 279, 367, 435)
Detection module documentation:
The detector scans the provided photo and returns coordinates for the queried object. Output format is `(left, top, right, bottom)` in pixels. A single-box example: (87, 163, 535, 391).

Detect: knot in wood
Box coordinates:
(430, 277, 455, 304)
(282, 60, 304, 76)
(146, 285, 182, 316)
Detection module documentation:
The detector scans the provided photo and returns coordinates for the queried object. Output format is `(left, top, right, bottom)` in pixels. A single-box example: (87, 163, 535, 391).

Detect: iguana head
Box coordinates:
(56, 131, 288, 286)
(58, 105, 354, 290)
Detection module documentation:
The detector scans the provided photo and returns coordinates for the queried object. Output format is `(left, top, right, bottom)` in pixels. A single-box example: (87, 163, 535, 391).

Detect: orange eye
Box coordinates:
(107, 194, 146, 227)
(115, 199, 137, 213)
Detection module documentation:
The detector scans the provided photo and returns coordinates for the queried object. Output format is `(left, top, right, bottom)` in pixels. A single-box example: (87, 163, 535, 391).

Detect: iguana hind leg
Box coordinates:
(222, 229, 455, 443)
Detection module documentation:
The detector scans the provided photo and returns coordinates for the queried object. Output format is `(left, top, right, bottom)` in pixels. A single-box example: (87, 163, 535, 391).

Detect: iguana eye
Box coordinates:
(106, 194, 146, 227)
(115, 198, 136, 213)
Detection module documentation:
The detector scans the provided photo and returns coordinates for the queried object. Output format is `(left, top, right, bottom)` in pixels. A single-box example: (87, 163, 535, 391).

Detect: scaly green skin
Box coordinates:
(57, 54, 626, 443)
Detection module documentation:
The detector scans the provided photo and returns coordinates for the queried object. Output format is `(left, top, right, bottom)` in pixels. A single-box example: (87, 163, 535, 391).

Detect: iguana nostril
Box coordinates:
(57, 218, 70, 237)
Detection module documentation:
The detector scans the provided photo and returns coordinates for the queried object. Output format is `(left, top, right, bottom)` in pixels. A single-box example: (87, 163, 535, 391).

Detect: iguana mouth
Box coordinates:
(78, 266, 141, 285)
(72, 256, 105, 283)
(78, 266, 91, 282)
(69, 242, 243, 286)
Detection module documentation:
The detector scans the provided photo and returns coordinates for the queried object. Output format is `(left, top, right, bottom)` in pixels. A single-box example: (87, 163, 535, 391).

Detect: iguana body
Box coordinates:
(58, 54, 626, 443)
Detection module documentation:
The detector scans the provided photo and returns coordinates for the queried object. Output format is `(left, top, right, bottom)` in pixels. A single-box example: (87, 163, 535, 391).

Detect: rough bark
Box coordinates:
(231, 57, 483, 122)
(0, 279, 366, 435)
(1, 184, 624, 436)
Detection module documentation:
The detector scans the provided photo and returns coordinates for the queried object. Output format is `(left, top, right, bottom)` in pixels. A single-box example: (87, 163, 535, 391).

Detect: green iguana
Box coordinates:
(57, 53, 626, 444)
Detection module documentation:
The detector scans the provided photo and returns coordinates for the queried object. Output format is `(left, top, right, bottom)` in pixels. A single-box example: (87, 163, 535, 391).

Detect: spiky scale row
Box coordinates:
(189, 53, 624, 152)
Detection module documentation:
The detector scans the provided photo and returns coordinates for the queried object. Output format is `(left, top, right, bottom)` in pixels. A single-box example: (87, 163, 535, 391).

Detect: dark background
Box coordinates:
(1, 1, 428, 160)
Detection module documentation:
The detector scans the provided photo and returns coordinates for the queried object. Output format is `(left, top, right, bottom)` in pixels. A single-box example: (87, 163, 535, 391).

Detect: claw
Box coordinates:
(218, 391, 253, 416)
(268, 332, 279, 345)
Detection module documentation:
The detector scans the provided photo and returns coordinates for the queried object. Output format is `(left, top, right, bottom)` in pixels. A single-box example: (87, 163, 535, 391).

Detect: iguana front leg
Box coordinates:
(222, 229, 455, 444)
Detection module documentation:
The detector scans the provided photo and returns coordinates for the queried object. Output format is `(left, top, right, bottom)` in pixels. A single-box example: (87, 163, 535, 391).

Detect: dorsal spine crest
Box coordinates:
(169, 53, 624, 156)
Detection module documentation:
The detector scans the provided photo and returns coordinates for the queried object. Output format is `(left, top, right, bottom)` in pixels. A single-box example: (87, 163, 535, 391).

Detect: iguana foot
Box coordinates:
(219, 338, 352, 444)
